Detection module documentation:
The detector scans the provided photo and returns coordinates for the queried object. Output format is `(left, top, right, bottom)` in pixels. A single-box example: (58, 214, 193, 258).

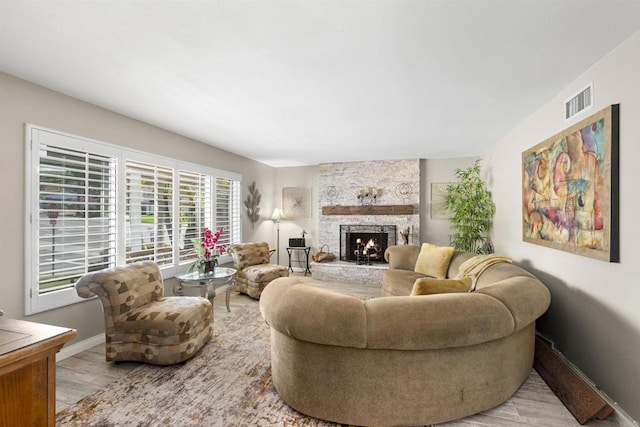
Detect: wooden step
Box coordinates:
(534, 335, 614, 424)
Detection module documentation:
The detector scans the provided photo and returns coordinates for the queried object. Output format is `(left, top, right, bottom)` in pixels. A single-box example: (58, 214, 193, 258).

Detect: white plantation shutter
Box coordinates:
(26, 126, 118, 314)
(38, 145, 117, 292)
(125, 160, 174, 265)
(178, 170, 212, 263)
(26, 125, 242, 315)
(178, 174, 241, 263)
(215, 177, 241, 248)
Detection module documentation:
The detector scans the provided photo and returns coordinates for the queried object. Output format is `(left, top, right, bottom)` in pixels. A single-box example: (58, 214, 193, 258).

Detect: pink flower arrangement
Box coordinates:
(192, 227, 226, 265)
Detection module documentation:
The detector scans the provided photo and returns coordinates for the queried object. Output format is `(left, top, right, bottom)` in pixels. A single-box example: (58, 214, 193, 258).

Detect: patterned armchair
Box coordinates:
(75, 261, 212, 365)
(228, 242, 289, 299)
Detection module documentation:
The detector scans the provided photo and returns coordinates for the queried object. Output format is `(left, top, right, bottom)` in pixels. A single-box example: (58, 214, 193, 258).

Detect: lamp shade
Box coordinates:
(271, 208, 283, 221)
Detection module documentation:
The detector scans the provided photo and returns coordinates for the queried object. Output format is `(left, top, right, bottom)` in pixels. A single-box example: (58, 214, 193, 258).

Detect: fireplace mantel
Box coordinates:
(322, 205, 415, 216)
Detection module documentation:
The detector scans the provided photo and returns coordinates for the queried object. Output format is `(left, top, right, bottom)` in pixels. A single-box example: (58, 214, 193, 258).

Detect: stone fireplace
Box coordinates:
(313, 159, 421, 284)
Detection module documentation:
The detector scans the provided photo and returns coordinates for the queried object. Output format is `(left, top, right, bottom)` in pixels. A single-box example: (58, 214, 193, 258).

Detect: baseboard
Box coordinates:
(56, 334, 105, 362)
(612, 406, 639, 427)
(536, 333, 638, 427)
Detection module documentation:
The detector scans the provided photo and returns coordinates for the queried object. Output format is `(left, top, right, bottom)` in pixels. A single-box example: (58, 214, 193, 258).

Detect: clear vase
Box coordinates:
(200, 260, 216, 275)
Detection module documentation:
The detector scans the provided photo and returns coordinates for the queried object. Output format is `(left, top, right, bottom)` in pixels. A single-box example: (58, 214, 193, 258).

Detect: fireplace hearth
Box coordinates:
(340, 225, 397, 263)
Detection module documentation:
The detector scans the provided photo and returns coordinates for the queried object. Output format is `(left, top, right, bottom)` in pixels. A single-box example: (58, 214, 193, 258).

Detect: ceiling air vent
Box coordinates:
(565, 83, 593, 121)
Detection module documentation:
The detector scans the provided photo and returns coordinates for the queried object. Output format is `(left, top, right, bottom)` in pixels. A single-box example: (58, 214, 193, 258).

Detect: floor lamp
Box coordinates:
(271, 208, 283, 265)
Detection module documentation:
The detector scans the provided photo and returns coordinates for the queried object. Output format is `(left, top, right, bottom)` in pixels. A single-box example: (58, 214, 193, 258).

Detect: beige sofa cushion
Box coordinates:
(414, 243, 455, 279)
(410, 277, 473, 295)
(382, 269, 428, 296)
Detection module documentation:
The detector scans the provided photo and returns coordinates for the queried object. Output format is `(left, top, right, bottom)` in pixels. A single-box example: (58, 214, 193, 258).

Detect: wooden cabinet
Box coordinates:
(0, 318, 76, 427)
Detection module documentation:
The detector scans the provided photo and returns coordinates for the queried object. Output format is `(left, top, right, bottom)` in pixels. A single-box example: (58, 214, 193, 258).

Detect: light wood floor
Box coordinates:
(56, 274, 618, 426)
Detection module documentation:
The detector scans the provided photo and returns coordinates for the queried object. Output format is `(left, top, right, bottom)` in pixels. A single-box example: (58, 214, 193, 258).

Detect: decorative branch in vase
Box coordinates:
(400, 227, 410, 245)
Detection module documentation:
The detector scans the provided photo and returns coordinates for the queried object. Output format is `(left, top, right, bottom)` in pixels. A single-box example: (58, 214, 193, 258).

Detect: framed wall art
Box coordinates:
(282, 187, 311, 219)
(430, 182, 451, 220)
(522, 104, 619, 262)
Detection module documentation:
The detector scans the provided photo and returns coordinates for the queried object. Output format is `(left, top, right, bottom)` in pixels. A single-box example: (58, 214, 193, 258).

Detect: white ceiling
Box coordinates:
(1, 1, 639, 167)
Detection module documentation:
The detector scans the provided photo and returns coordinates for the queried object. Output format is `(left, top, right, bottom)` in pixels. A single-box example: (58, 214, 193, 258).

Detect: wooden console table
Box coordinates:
(0, 318, 76, 426)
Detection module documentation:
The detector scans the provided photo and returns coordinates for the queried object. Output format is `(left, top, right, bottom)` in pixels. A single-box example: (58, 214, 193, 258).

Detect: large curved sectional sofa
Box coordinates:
(259, 245, 550, 426)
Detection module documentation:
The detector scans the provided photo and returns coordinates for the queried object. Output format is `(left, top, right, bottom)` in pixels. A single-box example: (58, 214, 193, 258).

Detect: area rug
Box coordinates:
(56, 301, 342, 426)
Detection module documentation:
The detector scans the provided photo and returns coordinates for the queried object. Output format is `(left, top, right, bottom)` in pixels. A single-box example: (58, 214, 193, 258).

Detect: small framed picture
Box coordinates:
(430, 182, 450, 220)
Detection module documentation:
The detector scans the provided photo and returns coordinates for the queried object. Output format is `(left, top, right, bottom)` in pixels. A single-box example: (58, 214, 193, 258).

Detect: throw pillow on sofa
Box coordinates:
(410, 276, 473, 296)
(414, 243, 455, 279)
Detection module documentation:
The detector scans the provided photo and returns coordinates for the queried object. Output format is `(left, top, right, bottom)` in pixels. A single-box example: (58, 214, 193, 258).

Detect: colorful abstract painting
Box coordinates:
(522, 105, 619, 262)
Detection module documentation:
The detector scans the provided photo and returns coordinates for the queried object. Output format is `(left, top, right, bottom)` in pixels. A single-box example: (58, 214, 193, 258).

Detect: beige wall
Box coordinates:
(0, 72, 275, 342)
(420, 157, 478, 246)
(485, 32, 640, 420)
(272, 158, 488, 257)
(272, 166, 319, 268)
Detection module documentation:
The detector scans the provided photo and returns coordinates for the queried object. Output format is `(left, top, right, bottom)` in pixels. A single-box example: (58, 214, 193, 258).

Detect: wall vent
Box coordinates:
(565, 83, 593, 120)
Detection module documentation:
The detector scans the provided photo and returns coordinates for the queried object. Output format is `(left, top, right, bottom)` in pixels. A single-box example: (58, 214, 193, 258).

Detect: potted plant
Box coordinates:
(443, 159, 496, 254)
(191, 227, 226, 274)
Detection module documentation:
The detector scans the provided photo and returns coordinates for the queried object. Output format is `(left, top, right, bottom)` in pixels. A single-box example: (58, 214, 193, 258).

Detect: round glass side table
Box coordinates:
(174, 267, 236, 313)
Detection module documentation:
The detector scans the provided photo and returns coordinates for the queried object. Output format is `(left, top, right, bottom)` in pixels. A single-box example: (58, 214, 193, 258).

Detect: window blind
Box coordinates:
(125, 160, 174, 265)
(37, 144, 117, 293)
(178, 170, 212, 262)
(215, 177, 241, 248)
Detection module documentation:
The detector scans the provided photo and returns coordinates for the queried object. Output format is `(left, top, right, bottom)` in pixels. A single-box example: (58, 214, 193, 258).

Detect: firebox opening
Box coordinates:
(352, 233, 385, 264)
(340, 225, 397, 264)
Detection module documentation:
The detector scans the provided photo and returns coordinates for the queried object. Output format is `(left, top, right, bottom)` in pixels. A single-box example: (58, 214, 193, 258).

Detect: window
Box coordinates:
(125, 160, 174, 266)
(25, 125, 242, 314)
(178, 170, 211, 263)
(215, 177, 241, 248)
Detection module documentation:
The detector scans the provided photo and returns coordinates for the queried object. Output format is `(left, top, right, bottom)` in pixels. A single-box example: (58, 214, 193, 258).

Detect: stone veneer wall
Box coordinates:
(318, 159, 420, 257)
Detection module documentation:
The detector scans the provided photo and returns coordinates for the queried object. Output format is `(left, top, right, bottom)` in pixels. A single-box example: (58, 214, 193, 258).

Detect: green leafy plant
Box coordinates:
(443, 160, 496, 254)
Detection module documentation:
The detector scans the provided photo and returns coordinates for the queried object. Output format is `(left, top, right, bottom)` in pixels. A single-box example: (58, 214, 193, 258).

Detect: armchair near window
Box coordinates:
(75, 261, 212, 365)
(228, 242, 289, 299)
